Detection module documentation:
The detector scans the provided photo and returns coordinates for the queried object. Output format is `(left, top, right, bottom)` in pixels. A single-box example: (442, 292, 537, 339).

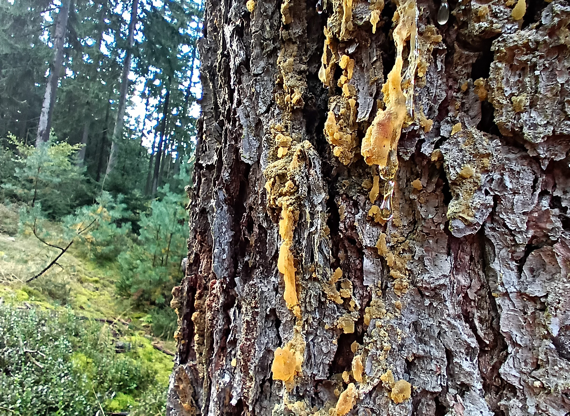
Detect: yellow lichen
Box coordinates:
(337, 314, 355, 334)
(361, 0, 417, 176)
(278, 204, 298, 310)
(511, 94, 527, 112)
(340, 0, 354, 40)
(512, 0, 526, 20)
(318, 27, 338, 88)
(335, 383, 357, 416)
(390, 380, 412, 403)
(459, 165, 474, 179)
(380, 369, 395, 388)
(231, 358, 237, 367)
(281, 0, 292, 24)
(331, 267, 343, 283)
(375, 232, 388, 256)
(368, 205, 385, 225)
(271, 329, 305, 383)
(474, 78, 488, 101)
(369, 174, 380, 203)
(339, 280, 353, 299)
(411, 179, 422, 190)
(246, 0, 255, 13)
(272, 347, 296, 382)
(324, 268, 343, 304)
(451, 122, 462, 136)
(324, 101, 358, 165)
(370, 10, 381, 34)
(364, 297, 386, 326)
(352, 355, 364, 382)
(418, 107, 433, 133)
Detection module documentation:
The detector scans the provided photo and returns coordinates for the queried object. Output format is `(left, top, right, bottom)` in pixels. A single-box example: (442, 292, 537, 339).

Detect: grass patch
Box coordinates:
(0, 204, 177, 415)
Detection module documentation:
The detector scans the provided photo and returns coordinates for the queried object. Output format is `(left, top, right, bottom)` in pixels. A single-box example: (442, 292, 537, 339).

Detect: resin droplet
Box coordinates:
(378, 150, 399, 182)
(437, 1, 449, 25)
(380, 181, 395, 221)
(316, 0, 323, 14)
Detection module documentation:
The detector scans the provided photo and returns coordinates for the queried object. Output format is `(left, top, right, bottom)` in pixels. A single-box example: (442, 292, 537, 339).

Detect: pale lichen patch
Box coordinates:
(511, 94, 527, 112)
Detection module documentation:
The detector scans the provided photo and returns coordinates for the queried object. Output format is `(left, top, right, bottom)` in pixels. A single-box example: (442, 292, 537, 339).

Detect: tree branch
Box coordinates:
(26, 240, 73, 283)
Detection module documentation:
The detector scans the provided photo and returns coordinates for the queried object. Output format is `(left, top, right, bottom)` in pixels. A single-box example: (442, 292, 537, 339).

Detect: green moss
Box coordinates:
(126, 334, 174, 386)
(15, 289, 29, 301)
(20, 286, 47, 301)
(106, 392, 136, 412)
(79, 275, 100, 284)
(71, 352, 96, 378)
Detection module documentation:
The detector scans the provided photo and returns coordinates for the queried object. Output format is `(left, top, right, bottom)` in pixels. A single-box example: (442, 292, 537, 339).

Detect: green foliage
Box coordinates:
(0, 0, 51, 142)
(0, 202, 19, 235)
(0, 303, 168, 415)
(149, 307, 179, 340)
(2, 135, 94, 218)
(63, 192, 133, 262)
(117, 184, 187, 306)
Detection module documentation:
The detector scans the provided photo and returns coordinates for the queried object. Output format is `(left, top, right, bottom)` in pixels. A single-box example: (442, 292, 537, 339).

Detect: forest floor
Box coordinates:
(0, 203, 176, 413)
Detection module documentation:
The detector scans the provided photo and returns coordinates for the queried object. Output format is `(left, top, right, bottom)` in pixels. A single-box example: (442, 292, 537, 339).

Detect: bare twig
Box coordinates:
(77, 218, 98, 235)
(24, 351, 44, 369)
(24, 348, 46, 358)
(93, 386, 105, 416)
(26, 240, 73, 283)
(32, 218, 66, 251)
(28, 215, 97, 283)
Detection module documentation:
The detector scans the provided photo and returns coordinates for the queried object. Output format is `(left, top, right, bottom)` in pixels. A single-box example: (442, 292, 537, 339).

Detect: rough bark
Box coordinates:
(35, 0, 72, 147)
(168, 1, 570, 415)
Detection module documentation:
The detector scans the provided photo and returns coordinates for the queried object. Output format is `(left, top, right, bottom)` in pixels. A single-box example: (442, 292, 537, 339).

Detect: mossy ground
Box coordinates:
(0, 205, 176, 413)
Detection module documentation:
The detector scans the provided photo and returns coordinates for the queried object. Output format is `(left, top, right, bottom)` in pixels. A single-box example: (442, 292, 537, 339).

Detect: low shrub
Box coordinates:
(0, 303, 169, 415)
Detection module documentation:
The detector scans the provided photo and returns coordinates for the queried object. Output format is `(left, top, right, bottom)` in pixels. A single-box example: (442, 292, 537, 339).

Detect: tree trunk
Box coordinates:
(168, 1, 570, 415)
(35, 0, 72, 147)
(105, 0, 140, 176)
(96, 98, 111, 182)
(77, 118, 89, 166)
(152, 84, 171, 196)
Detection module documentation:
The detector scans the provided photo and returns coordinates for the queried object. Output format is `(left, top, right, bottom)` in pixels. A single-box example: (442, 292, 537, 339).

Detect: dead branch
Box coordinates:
(26, 240, 73, 283)
(152, 342, 175, 357)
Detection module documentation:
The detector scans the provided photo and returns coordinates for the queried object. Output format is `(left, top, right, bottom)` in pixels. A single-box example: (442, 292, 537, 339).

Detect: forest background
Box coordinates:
(0, 0, 202, 414)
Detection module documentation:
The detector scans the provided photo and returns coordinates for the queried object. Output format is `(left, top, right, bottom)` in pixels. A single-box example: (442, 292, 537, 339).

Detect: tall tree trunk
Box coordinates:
(151, 85, 170, 196)
(77, 118, 89, 166)
(96, 98, 111, 182)
(145, 98, 162, 195)
(35, 0, 72, 147)
(105, 0, 140, 176)
(168, 1, 570, 416)
(78, 0, 106, 168)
